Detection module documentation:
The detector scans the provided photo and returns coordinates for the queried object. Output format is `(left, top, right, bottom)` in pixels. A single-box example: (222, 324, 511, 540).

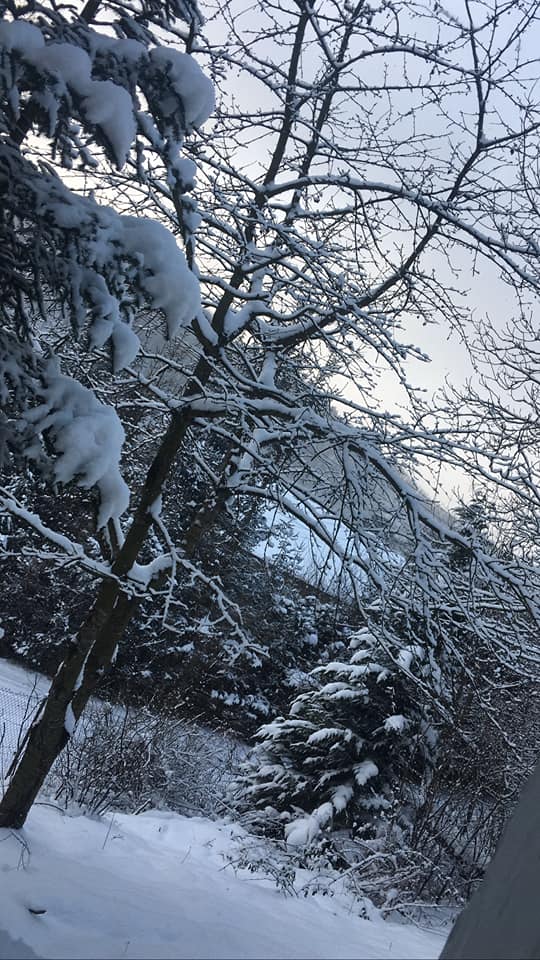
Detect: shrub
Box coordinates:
(47, 699, 242, 818)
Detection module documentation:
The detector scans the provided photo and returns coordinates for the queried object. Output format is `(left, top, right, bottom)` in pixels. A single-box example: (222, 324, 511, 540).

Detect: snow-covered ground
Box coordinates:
(253, 497, 403, 597)
(0, 807, 446, 960)
(0, 658, 446, 960)
(253, 500, 366, 595)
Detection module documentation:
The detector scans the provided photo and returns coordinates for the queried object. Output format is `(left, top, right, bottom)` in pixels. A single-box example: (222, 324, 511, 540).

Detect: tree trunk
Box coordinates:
(0, 584, 130, 828)
(440, 760, 540, 959)
(0, 401, 195, 828)
(0, 49, 274, 822)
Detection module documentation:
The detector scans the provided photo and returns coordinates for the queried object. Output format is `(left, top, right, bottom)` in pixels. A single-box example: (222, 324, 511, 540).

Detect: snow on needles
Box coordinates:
(122, 217, 201, 339)
(148, 48, 215, 131)
(23, 208, 198, 519)
(25, 364, 130, 528)
(0, 17, 216, 524)
(0, 21, 214, 167)
(0, 19, 210, 344)
(11, 35, 135, 167)
(0, 20, 44, 53)
(34, 183, 200, 366)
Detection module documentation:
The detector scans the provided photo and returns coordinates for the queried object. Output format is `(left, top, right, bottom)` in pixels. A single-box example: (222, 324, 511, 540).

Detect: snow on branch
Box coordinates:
(0, 486, 111, 580)
(23, 363, 130, 527)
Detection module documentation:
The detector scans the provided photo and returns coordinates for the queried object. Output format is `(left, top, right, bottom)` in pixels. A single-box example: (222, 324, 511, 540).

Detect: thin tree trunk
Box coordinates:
(0, 585, 132, 827)
(0, 400, 195, 827)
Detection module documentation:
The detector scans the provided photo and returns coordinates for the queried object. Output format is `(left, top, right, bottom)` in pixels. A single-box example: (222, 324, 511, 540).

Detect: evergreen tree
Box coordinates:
(237, 625, 435, 845)
(0, 0, 213, 524)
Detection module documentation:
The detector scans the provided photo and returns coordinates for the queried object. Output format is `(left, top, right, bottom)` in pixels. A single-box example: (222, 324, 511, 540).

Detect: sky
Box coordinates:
(198, 0, 539, 505)
(42, 1, 535, 510)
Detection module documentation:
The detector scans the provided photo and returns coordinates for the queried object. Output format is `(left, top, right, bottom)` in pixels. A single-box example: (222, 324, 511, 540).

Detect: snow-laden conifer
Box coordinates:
(237, 625, 436, 846)
(0, 0, 212, 522)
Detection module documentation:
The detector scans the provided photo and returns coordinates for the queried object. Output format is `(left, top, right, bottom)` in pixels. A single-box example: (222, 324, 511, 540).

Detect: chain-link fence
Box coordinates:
(0, 666, 243, 817)
(0, 682, 41, 778)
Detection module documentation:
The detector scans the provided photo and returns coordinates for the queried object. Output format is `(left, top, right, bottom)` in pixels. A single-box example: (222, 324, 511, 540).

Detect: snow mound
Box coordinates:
(148, 48, 215, 130)
(0, 928, 39, 959)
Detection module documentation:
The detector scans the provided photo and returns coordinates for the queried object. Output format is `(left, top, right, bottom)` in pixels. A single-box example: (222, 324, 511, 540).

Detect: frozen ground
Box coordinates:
(0, 807, 446, 960)
(0, 657, 447, 960)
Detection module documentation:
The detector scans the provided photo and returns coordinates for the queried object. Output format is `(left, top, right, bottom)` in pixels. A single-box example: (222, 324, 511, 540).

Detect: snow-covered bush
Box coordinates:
(226, 814, 459, 921)
(48, 699, 241, 817)
(235, 626, 436, 844)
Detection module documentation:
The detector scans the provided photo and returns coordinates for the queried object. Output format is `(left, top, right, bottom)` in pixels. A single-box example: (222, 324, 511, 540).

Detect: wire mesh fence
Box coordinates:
(0, 682, 41, 778)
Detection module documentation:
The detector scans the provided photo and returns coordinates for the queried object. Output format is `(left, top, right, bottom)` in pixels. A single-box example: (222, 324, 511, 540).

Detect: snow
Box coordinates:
(0, 659, 50, 699)
(0, 20, 44, 54)
(285, 804, 333, 848)
(64, 703, 76, 737)
(0, 22, 214, 169)
(148, 494, 163, 519)
(223, 299, 267, 337)
(0, 659, 50, 768)
(307, 727, 345, 745)
(397, 649, 415, 671)
(0, 658, 445, 959)
(28, 42, 136, 167)
(173, 156, 198, 188)
(24, 365, 130, 527)
(89, 34, 146, 65)
(82, 79, 135, 162)
(0, 928, 38, 959)
(34, 186, 200, 361)
(128, 555, 172, 587)
(148, 47, 215, 130)
(354, 760, 379, 786)
(0, 807, 445, 960)
(384, 714, 409, 733)
(350, 628, 377, 649)
(332, 783, 354, 812)
(15, 185, 202, 525)
(251, 491, 406, 598)
(122, 217, 201, 337)
(31, 43, 92, 87)
(252, 500, 367, 595)
(110, 321, 141, 372)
